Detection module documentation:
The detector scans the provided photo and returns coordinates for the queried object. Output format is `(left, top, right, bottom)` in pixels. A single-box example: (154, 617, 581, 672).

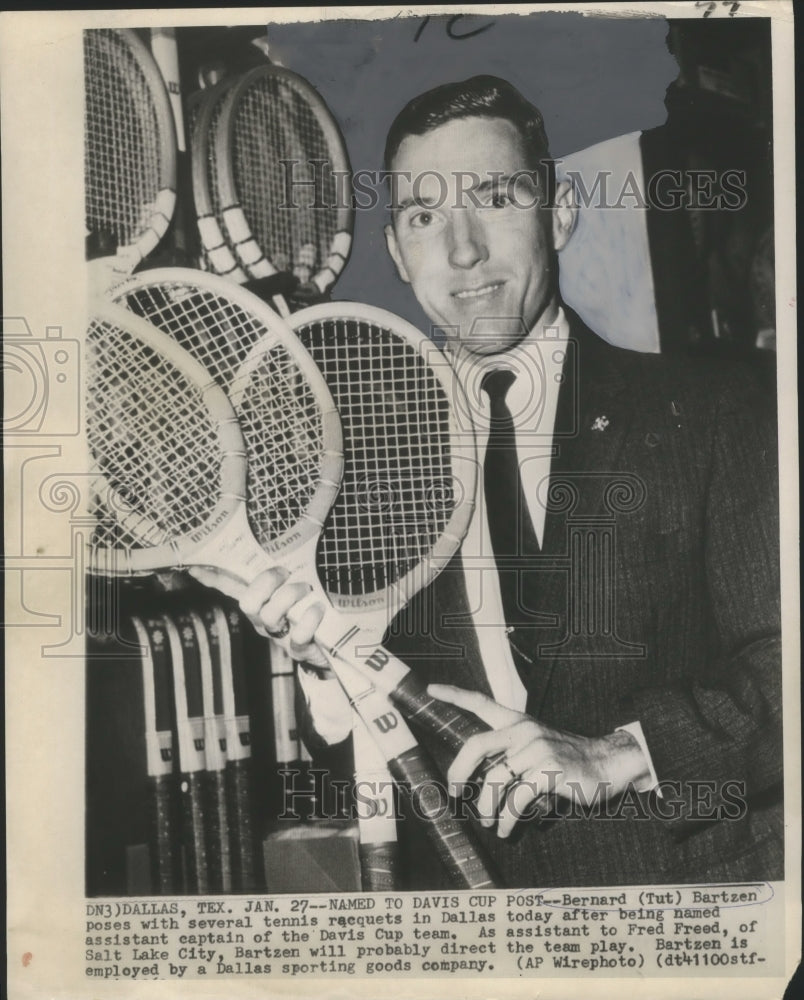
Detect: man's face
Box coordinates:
(385, 116, 566, 359)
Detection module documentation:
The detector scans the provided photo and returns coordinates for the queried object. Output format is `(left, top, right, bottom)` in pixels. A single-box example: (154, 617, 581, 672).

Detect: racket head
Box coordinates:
(94, 275, 344, 571)
(228, 322, 344, 556)
(108, 265, 292, 386)
(215, 64, 353, 293)
(188, 77, 248, 281)
(84, 28, 177, 267)
(87, 299, 247, 576)
(289, 302, 477, 633)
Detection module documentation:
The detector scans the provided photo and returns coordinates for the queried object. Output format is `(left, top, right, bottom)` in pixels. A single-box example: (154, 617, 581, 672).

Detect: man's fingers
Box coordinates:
(427, 682, 520, 729)
(260, 581, 312, 636)
(289, 604, 329, 668)
(474, 761, 517, 826)
(447, 730, 515, 790)
(238, 568, 289, 620)
(497, 781, 544, 839)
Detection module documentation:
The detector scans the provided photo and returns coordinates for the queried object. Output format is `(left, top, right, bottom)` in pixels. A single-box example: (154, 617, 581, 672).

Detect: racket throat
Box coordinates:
(190, 505, 279, 582)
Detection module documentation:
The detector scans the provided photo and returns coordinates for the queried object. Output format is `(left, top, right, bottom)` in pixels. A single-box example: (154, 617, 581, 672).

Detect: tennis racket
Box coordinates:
(161, 612, 209, 894)
(210, 604, 261, 892)
(87, 299, 496, 888)
(191, 610, 232, 892)
(107, 268, 310, 778)
(131, 615, 179, 894)
(188, 77, 249, 282)
(84, 28, 177, 275)
(104, 272, 498, 768)
(214, 64, 353, 302)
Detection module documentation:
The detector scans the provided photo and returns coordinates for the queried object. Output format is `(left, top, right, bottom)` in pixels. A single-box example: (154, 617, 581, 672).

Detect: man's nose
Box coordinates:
(447, 210, 488, 269)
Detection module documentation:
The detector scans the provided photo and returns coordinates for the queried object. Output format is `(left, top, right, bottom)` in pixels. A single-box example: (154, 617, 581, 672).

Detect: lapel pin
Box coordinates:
(591, 415, 610, 432)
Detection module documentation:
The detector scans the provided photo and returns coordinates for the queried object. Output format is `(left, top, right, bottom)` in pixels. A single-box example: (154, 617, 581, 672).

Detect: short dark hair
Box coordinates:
(384, 75, 555, 203)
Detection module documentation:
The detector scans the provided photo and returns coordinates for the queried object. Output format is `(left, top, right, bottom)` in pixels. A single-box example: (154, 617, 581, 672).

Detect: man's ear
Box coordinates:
(552, 179, 578, 252)
(384, 223, 410, 284)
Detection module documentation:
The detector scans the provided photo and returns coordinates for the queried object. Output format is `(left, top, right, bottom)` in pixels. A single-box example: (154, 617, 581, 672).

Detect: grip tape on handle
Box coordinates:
(181, 771, 209, 894)
(151, 774, 177, 894)
(206, 770, 232, 893)
(227, 758, 260, 892)
(358, 842, 401, 893)
(389, 746, 498, 890)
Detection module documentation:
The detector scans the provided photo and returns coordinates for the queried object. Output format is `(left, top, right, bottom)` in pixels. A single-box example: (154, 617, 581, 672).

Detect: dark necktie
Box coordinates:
(481, 368, 540, 629)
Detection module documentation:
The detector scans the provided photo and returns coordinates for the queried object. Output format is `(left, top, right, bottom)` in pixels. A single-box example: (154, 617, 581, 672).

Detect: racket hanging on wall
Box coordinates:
(213, 64, 354, 311)
(84, 28, 177, 280)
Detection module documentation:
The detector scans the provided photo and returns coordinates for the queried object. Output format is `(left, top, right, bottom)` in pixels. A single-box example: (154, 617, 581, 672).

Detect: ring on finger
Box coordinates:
(266, 618, 290, 639)
(500, 756, 519, 784)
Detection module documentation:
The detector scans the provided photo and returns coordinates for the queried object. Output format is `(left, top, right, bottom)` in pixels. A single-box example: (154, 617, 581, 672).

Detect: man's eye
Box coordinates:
(410, 210, 434, 228)
(490, 191, 510, 209)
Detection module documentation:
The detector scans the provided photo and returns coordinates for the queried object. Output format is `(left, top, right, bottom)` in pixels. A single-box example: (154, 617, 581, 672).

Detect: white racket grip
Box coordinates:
(192, 612, 227, 771)
(311, 605, 411, 695)
(212, 606, 251, 763)
(132, 616, 173, 779)
(332, 659, 417, 762)
(352, 717, 398, 845)
(268, 639, 299, 764)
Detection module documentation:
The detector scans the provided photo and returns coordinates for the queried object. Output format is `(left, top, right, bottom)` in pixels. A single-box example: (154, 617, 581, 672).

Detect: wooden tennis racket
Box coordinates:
(160, 612, 209, 894)
(103, 272, 504, 767)
(188, 76, 249, 283)
(209, 604, 261, 892)
(131, 615, 179, 894)
(87, 299, 497, 888)
(191, 609, 232, 892)
(84, 28, 177, 276)
(214, 64, 353, 303)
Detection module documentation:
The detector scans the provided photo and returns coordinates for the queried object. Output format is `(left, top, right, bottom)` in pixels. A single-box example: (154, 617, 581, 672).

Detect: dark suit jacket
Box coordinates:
(385, 310, 782, 890)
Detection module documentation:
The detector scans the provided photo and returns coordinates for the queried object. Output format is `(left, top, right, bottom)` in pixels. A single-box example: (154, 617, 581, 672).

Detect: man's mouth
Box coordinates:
(452, 281, 504, 300)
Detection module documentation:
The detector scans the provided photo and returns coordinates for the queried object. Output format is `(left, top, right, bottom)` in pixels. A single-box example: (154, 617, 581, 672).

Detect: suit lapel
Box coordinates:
(528, 313, 637, 715)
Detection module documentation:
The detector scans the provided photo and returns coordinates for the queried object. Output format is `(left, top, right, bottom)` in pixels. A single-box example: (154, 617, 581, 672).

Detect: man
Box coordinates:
(199, 76, 782, 889)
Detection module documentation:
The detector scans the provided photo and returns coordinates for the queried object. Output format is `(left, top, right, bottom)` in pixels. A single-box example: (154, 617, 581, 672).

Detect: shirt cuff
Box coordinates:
(296, 666, 352, 746)
(616, 721, 661, 794)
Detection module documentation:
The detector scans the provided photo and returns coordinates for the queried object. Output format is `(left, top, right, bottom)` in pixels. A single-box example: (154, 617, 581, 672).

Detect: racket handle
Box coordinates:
(227, 758, 260, 892)
(180, 771, 209, 894)
(150, 774, 177, 894)
(358, 843, 401, 892)
(206, 769, 232, 893)
(390, 672, 492, 752)
(388, 746, 498, 889)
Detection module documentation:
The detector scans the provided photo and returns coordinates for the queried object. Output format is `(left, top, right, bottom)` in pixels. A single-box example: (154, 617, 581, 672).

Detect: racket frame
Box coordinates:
(215, 63, 353, 294)
(87, 298, 342, 578)
(84, 27, 177, 271)
(289, 301, 477, 638)
(189, 76, 249, 282)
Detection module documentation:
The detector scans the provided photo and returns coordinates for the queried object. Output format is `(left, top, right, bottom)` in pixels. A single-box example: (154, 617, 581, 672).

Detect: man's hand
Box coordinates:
(190, 566, 354, 744)
(189, 566, 328, 668)
(428, 683, 652, 839)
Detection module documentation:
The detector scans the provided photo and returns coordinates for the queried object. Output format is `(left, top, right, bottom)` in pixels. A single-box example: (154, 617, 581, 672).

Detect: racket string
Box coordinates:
(296, 319, 453, 598)
(87, 318, 226, 556)
(84, 30, 164, 246)
(112, 279, 328, 545)
(233, 349, 325, 543)
(232, 79, 337, 276)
